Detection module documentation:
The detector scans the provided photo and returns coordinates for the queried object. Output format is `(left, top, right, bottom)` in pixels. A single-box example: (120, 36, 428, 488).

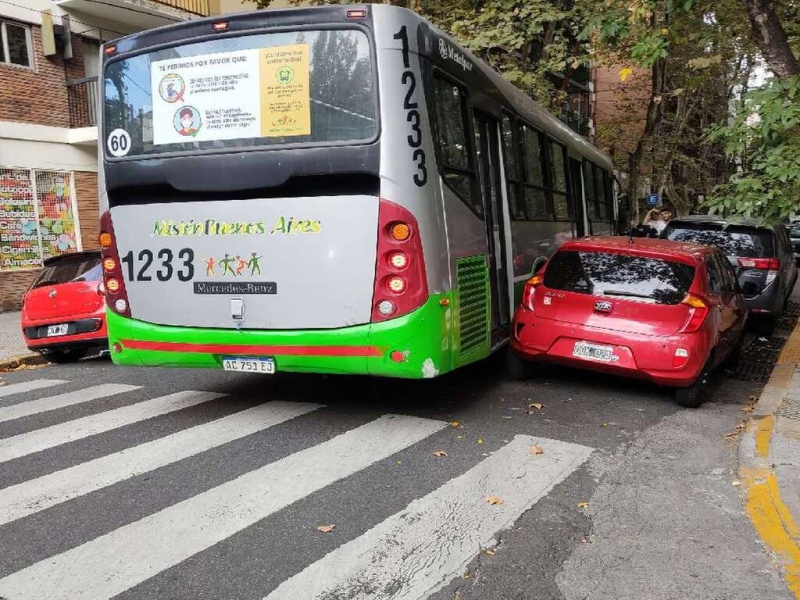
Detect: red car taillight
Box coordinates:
(521, 275, 543, 311)
(680, 293, 709, 333)
(371, 199, 428, 322)
(99, 211, 132, 317)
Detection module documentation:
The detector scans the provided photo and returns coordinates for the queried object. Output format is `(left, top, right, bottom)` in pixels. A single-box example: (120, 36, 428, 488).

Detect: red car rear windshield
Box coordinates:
(31, 256, 102, 289)
(544, 250, 695, 305)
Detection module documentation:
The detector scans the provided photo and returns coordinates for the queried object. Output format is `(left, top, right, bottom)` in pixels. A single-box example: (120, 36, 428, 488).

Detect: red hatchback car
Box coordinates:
(20, 251, 108, 363)
(510, 237, 748, 407)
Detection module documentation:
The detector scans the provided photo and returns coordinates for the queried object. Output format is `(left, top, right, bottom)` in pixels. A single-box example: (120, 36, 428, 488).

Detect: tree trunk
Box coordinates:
(740, 0, 800, 79)
(627, 58, 666, 223)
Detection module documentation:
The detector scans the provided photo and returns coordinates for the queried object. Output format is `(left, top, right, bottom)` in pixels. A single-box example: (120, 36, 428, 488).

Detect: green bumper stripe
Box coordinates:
(107, 293, 455, 379)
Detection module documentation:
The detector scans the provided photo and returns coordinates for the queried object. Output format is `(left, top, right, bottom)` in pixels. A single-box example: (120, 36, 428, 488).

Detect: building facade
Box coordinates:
(0, 0, 262, 311)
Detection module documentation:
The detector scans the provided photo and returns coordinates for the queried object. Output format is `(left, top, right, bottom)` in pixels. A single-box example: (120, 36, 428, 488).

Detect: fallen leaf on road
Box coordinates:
(528, 403, 544, 410)
(316, 525, 336, 533)
(529, 445, 544, 455)
(450, 421, 460, 428)
(434, 450, 448, 457)
(732, 480, 742, 487)
(486, 495, 504, 505)
(477, 437, 484, 445)
(577, 501, 589, 508)
(725, 420, 748, 439)
(485, 549, 496, 556)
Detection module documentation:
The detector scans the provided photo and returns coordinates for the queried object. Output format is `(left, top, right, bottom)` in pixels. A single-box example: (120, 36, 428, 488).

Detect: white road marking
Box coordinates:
(267, 435, 593, 600)
(0, 391, 225, 464)
(0, 414, 446, 600)
(0, 379, 67, 399)
(0, 384, 139, 423)
(0, 401, 322, 526)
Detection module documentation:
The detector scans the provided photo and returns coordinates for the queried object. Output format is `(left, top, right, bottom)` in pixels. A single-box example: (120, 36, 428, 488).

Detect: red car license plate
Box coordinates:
(573, 341, 614, 362)
(46, 324, 69, 337)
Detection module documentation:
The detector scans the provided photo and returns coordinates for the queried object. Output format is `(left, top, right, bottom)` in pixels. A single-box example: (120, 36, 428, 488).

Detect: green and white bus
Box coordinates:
(98, 4, 616, 378)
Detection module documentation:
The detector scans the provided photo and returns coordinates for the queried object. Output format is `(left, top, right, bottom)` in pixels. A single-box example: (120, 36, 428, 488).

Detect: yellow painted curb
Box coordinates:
(745, 471, 800, 597)
(741, 321, 800, 600)
(779, 322, 800, 365)
(756, 415, 775, 459)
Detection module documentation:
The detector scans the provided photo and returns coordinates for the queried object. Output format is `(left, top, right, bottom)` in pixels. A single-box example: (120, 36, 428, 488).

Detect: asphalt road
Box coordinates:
(0, 345, 792, 600)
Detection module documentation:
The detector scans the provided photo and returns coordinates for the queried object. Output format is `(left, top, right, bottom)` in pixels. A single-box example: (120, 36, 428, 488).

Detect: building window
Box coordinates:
(0, 168, 80, 272)
(1, 21, 33, 68)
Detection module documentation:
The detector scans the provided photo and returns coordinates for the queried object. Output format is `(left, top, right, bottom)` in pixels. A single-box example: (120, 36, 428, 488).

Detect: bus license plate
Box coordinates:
(573, 342, 613, 362)
(222, 357, 275, 374)
(47, 324, 69, 337)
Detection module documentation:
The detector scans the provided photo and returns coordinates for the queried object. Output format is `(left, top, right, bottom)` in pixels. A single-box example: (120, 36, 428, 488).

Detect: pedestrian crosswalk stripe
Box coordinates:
(0, 379, 67, 399)
(0, 390, 225, 464)
(0, 383, 140, 424)
(0, 414, 446, 600)
(0, 401, 322, 526)
(266, 435, 593, 600)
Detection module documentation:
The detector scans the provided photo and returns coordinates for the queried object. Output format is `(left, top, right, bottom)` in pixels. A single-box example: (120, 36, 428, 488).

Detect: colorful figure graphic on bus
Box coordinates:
(235, 255, 248, 276)
(220, 253, 235, 276)
(247, 253, 263, 276)
(204, 256, 215, 277)
(173, 106, 201, 137)
(158, 73, 185, 104)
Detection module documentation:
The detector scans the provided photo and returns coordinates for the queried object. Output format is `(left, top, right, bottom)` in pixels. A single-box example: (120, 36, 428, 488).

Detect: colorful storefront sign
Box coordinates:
(0, 169, 79, 272)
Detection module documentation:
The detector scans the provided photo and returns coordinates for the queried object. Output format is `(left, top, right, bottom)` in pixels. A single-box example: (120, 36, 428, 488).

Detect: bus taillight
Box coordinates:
(99, 211, 132, 318)
(371, 199, 428, 322)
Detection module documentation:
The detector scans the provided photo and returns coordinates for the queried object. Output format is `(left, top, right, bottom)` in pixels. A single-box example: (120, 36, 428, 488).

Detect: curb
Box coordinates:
(0, 353, 47, 373)
(739, 323, 800, 598)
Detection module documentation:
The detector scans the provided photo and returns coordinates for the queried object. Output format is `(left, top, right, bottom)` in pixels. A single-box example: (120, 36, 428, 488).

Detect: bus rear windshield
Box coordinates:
(103, 29, 377, 158)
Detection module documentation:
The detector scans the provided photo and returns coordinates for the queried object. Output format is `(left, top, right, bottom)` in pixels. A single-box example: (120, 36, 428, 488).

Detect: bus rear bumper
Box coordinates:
(106, 293, 453, 379)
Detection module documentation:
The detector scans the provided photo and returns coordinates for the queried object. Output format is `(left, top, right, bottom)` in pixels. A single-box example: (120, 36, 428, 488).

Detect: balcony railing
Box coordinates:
(66, 76, 99, 128)
(153, 0, 211, 16)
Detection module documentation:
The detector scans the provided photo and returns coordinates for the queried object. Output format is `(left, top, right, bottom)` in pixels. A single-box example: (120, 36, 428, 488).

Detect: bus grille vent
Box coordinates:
(456, 255, 490, 362)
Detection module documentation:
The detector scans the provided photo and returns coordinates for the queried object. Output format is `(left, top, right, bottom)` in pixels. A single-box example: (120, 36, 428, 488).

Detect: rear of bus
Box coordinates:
(98, 6, 450, 378)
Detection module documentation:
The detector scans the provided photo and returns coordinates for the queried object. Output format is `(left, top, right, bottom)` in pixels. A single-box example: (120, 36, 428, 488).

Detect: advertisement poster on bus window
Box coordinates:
(0, 169, 42, 271)
(150, 45, 311, 146)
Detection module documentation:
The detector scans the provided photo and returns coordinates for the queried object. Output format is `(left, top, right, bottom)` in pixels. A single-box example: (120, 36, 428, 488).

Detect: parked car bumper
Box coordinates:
(21, 310, 108, 352)
(742, 278, 782, 315)
(511, 308, 711, 388)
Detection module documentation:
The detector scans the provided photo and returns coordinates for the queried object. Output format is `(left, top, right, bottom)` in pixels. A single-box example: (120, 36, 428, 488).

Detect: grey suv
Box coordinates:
(662, 216, 798, 333)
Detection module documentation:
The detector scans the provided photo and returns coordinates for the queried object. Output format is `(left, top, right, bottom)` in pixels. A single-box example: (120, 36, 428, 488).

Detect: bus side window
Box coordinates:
(501, 115, 525, 219)
(520, 126, 552, 220)
(432, 75, 480, 216)
(594, 165, 607, 220)
(550, 141, 569, 220)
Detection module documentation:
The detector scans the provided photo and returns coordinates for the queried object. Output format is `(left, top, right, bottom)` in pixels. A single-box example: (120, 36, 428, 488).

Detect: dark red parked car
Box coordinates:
(510, 237, 748, 407)
(20, 251, 108, 363)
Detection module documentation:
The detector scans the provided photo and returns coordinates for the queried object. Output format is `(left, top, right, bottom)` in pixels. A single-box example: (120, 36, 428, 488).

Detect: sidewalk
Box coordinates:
(0, 311, 34, 364)
(740, 304, 800, 597)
